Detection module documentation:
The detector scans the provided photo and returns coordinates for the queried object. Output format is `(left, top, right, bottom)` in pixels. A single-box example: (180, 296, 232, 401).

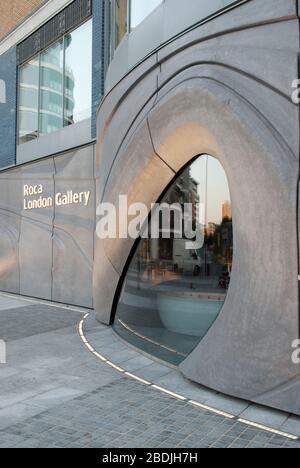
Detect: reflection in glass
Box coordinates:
(114, 155, 233, 366)
(18, 56, 39, 144)
(130, 0, 162, 29)
(115, 0, 128, 48)
(18, 19, 92, 144)
(39, 40, 64, 136)
(64, 20, 92, 126)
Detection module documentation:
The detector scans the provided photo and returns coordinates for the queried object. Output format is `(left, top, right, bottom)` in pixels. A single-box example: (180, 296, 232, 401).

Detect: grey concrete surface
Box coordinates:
(106, 0, 297, 91)
(16, 118, 92, 165)
(52, 146, 95, 308)
(0, 146, 96, 308)
(106, 0, 247, 90)
(94, 0, 300, 416)
(0, 293, 299, 448)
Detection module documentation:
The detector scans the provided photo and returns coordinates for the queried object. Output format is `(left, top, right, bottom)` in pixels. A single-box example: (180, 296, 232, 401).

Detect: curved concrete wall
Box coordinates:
(107, 0, 247, 90)
(94, 0, 300, 415)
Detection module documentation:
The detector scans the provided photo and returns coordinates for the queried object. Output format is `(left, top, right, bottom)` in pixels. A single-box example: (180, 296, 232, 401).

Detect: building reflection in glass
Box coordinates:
(18, 56, 40, 144)
(39, 40, 64, 136)
(64, 19, 92, 126)
(115, 0, 128, 48)
(114, 155, 233, 365)
(18, 19, 92, 143)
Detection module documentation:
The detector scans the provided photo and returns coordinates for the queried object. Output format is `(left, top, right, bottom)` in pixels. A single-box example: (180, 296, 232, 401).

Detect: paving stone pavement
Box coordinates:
(0, 293, 299, 449)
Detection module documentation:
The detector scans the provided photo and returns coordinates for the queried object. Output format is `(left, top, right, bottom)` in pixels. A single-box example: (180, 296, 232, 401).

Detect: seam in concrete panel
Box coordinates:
(103, 0, 297, 99)
(99, 92, 160, 204)
(157, 17, 299, 64)
(0, 141, 96, 174)
(155, 73, 297, 163)
(146, 117, 176, 174)
(158, 59, 297, 105)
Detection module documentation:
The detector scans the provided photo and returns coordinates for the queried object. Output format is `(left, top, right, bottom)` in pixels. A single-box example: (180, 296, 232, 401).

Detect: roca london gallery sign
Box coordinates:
(23, 184, 91, 211)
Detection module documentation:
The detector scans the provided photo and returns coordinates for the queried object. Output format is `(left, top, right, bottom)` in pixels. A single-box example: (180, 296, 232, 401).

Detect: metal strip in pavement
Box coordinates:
(78, 314, 300, 442)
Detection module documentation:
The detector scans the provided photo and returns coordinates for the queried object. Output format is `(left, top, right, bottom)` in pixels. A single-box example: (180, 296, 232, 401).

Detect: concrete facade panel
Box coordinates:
(106, 0, 298, 91)
(96, 68, 159, 204)
(0, 146, 95, 307)
(0, 167, 22, 293)
(19, 218, 53, 299)
(52, 146, 95, 308)
(95, 0, 300, 414)
(0, 212, 20, 294)
(16, 119, 92, 165)
(19, 158, 55, 299)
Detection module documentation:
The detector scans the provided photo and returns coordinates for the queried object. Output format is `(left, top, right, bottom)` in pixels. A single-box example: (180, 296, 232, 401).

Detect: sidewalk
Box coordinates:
(0, 293, 299, 448)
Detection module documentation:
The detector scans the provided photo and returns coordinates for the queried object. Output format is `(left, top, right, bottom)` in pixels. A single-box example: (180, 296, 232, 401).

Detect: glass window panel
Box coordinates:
(114, 155, 233, 366)
(130, 0, 162, 29)
(39, 40, 64, 136)
(115, 0, 128, 48)
(64, 19, 92, 127)
(18, 57, 39, 144)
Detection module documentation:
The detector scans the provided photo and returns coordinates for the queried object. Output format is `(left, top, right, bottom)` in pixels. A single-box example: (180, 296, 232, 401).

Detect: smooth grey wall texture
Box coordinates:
(0, 145, 95, 308)
(0, 46, 16, 169)
(94, 0, 300, 415)
(106, 0, 245, 90)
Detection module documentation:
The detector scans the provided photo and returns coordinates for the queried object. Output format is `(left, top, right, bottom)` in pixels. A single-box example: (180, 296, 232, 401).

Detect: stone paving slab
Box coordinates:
(239, 405, 289, 428)
(0, 303, 84, 341)
(0, 379, 296, 449)
(280, 416, 300, 438)
(0, 294, 30, 311)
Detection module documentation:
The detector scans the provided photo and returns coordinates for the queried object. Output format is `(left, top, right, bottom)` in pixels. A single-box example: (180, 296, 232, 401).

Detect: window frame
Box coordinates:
(17, 17, 93, 146)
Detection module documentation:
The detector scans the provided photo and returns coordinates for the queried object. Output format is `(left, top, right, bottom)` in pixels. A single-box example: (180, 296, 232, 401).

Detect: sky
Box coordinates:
(64, 19, 92, 122)
(190, 155, 231, 226)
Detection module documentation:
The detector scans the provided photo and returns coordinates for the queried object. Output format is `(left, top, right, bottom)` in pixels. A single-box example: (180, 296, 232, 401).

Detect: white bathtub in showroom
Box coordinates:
(157, 292, 225, 337)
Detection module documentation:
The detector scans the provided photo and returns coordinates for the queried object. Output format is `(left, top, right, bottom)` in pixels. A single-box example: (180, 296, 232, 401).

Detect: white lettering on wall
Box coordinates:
(23, 184, 91, 211)
(23, 184, 43, 196)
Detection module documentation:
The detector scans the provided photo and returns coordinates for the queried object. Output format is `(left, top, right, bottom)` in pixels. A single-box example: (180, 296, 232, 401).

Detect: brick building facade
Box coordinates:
(0, 1, 48, 40)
